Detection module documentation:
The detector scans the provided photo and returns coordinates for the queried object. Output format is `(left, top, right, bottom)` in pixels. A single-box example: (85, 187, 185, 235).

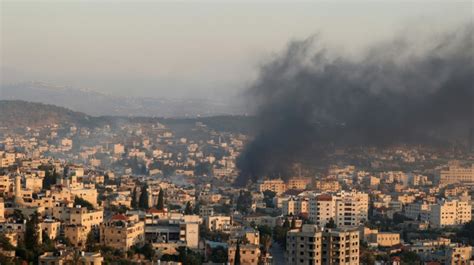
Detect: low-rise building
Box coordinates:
(100, 214, 145, 250)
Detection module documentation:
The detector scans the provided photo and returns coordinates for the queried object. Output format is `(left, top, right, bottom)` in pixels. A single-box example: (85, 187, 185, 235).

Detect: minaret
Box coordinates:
(14, 174, 23, 206)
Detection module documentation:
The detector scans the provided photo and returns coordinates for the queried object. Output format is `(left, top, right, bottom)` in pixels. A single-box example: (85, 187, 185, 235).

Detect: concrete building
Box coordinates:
(367, 232, 401, 247)
(314, 180, 340, 192)
(288, 177, 312, 190)
(39, 219, 61, 240)
(286, 225, 323, 265)
(404, 202, 431, 221)
(282, 197, 309, 216)
(439, 161, 474, 185)
(53, 206, 103, 231)
(322, 228, 359, 265)
(205, 216, 231, 233)
(445, 245, 473, 265)
(286, 224, 359, 265)
(145, 222, 199, 250)
(259, 179, 287, 195)
(430, 199, 471, 228)
(100, 214, 145, 250)
(308, 191, 369, 228)
(228, 243, 261, 265)
(64, 224, 89, 248)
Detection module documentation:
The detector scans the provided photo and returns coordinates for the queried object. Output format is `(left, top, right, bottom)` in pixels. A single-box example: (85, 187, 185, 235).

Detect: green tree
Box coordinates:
(360, 251, 376, 265)
(0, 233, 15, 251)
(177, 247, 202, 265)
(138, 184, 149, 209)
(234, 242, 241, 265)
(184, 201, 193, 215)
(400, 251, 421, 265)
(273, 223, 289, 249)
(131, 187, 138, 209)
(74, 196, 94, 210)
(458, 220, 474, 244)
(42, 167, 57, 190)
(85, 228, 98, 252)
(134, 243, 155, 260)
(236, 190, 252, 214)
(326, 218, 337, 229)
(210, 246, 228, 263)
(262, 190, 276, 208)
(194, 162, 212, 176)
(10, 209, 24, 222)
(41, 232, 56, 252)
(260, 234, 272, 256)
(257, 225, 272, 238)
(24, 212, 40, 251)
(157, 188, 165, 210)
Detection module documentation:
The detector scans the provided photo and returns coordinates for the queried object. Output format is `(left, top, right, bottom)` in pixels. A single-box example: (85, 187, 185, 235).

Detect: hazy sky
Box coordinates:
(1, 1, 472, 100)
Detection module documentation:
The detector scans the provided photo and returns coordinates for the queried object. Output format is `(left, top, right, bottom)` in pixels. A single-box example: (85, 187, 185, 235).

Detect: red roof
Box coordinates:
(111, 214, 128, 221)
(147, 208, 167, 214)
(316, 194, 332, 201)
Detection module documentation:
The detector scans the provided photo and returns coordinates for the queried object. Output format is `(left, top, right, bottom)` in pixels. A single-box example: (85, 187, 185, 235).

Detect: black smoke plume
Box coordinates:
(236, 25, 474, 185)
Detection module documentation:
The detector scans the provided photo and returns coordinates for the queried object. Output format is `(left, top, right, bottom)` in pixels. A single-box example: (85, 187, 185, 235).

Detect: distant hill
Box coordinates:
(0, 82, 245, 117)
(0, 100, 97, 128)
(0, 100, 257, 133)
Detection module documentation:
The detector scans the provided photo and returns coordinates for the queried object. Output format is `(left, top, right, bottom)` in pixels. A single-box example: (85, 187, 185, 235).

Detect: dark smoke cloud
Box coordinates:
(236, 25, 474, 185)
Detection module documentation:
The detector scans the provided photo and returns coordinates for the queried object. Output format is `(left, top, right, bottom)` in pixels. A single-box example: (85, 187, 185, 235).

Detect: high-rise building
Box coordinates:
(286, 225, 359, 265)
(308, 191, 369, 228)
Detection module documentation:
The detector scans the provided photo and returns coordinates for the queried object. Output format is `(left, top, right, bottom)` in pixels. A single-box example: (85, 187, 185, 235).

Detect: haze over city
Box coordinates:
(1, 1, 471, 103)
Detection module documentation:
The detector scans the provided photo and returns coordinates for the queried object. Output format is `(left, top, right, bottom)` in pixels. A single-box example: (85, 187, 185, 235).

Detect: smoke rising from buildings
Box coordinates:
(236, 25, 474, 185)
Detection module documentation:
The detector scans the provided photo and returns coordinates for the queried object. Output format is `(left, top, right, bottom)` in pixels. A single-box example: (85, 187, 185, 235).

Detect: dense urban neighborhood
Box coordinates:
(0, 102, 473, 265)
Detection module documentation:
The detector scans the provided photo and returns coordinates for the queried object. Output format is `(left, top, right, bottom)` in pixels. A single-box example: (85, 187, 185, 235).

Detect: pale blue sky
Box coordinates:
(1, 1, 472, 99)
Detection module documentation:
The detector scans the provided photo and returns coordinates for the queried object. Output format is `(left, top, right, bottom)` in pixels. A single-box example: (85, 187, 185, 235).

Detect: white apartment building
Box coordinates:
(430, 199, 471, 228)
(404, 201, 432, 221)
(308, 191, 369, 228)
(282, 196, 309, 216)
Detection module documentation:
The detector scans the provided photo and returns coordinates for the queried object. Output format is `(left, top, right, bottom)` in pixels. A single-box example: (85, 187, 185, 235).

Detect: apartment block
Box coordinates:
(286, 225, 359, 265)
(430, 199, 472, 228)
(100, 214, 145, 250)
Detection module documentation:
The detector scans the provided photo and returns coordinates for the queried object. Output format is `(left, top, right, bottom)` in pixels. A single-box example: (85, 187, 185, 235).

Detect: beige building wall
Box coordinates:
(206, 216, 231, 232)
(368, 232, 400, 247)
(259, 179, 287, 195)
(65, 225, 89, 248)
(430, 200, 472, 228)
(439, 162, 474, 185)
(322, 228, 359, 265)
(180, 222, 199, 249)
(40, 221, 61, 240)
(100, 218, 145, 250)
(446, 246, 472, 265)
(228, 244, 261, 265)
(288, 177, 311, 190)
(286, 225, 323, 265)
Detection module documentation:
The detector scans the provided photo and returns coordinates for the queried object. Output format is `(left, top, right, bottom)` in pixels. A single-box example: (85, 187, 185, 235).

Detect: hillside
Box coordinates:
(0, 100, 96, 128)
(0, 100, 257, 133)
(0, 82, 245, 117)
